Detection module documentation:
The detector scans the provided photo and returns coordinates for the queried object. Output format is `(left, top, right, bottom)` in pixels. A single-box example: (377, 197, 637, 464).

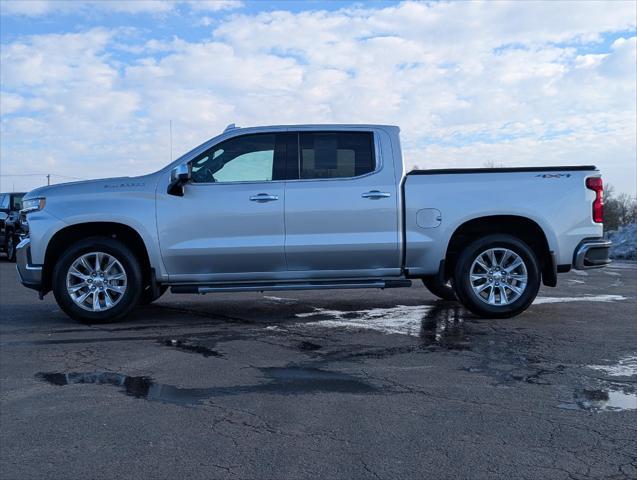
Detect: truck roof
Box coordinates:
(223, 123, 400, 132)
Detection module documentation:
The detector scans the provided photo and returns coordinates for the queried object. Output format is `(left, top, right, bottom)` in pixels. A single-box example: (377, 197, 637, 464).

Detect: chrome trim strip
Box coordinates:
(182, 129, 384, 186)
(573, 239, 612, 270)
(16, 237, 43, 291)
(196, 282, 387, 293)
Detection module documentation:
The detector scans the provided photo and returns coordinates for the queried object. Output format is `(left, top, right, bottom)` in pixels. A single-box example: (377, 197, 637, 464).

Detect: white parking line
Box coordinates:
(533, 295, 627, 304)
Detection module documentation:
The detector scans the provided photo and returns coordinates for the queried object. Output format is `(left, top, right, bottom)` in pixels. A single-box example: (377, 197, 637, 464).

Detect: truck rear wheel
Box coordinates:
(52, 237, 142, 323)
(453, 234, 540, 318)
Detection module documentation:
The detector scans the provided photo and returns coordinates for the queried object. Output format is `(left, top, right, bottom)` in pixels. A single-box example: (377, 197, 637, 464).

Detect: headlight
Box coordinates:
(20, 197, 46, 214)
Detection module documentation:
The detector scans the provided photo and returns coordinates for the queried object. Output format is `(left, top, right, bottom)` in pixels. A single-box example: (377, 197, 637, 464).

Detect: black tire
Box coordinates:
(453, 234, 540, 318)
(138, 285, 168, 305)
(52, 236, 142, 323)
(5, 234, 16, 262)
(422, 277, 456, 301)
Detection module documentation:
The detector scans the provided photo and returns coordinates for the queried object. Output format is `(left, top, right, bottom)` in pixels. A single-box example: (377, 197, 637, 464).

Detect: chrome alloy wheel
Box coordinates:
(66, 252, 128, 312)
(469, 248, 528, 306)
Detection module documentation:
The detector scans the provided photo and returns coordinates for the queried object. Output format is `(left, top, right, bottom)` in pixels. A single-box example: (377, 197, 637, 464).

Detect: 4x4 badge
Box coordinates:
(536, 173, 571, 178)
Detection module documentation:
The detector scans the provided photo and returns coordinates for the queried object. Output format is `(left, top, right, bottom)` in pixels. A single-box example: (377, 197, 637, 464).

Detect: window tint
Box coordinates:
(0, 195, 8, 210)
(299, 132, 374, 179)
(190, 134, 276, 183)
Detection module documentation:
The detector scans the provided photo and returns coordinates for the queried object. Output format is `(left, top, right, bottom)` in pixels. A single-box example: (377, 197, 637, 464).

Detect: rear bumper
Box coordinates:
(573, 238, 612, 270)
(16, 238, 43, 291)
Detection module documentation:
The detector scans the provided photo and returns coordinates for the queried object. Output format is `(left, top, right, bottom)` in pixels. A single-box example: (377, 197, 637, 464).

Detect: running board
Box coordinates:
(170, 279, 411, 295)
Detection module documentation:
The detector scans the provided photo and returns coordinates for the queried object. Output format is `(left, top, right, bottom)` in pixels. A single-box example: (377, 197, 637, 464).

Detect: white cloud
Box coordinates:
(185, 1, 243, 12)
(1, 29, 113, 87)
(0, 92, 25, 115)
(0, 0, 51, 16)
(0, 1, 635, 195)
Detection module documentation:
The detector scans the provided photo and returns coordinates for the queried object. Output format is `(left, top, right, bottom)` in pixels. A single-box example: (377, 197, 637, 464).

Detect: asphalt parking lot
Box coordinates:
(1, 260, 636, 480)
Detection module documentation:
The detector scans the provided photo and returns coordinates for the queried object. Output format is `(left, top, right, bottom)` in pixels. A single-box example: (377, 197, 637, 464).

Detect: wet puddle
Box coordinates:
(262, 367, 376, 393)
(420, 302, 472, 350)
(298, 341, 322, 351)
(36, 366, 377, 406)
(559, 387, 637, 412)
(464, 364, 564, 385)
(161, 338, 222, 357)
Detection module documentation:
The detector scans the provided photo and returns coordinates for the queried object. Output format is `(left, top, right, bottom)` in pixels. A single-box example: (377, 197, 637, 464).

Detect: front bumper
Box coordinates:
(573, 238, 612, 270)
(16, 238, 43, 291)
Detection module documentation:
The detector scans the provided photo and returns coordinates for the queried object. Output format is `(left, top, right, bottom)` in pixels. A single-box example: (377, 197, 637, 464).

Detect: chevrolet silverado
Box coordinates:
(16, 124, 611, 322)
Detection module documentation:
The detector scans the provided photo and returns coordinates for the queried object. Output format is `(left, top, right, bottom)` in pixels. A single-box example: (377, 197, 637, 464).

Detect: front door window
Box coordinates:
(191, 134, 277, 184)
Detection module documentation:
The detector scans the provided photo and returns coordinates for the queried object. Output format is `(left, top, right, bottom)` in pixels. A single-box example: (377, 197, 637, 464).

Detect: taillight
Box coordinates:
(586, 177, 603, 223)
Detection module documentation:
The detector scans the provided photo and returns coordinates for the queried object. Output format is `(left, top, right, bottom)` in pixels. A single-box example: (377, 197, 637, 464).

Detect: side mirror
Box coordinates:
(167, 163, 192, 197)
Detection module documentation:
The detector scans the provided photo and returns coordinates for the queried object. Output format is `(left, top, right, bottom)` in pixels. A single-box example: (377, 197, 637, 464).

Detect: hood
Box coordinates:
(24, 174, 159, 200)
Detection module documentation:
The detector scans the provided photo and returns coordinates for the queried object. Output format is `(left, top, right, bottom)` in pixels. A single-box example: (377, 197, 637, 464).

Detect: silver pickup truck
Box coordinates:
(17, 124, 611, 323)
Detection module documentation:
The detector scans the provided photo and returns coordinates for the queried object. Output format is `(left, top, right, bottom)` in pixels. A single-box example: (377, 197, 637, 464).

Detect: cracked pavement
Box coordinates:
(1, 261, 636, 479)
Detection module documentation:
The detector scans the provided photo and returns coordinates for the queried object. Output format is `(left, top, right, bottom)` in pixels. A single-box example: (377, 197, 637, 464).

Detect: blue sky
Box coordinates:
(1, 0, 636, 194)
(1, 1, 394, 42)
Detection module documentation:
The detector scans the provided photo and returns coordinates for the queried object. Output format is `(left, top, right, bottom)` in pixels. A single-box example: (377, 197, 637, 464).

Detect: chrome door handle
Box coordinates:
(249, 193, 279, 203)
(361, 190, 391, 199)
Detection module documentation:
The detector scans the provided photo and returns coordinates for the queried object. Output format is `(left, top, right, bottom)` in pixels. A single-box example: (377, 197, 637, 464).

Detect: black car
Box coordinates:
(0, 192, 26, 262)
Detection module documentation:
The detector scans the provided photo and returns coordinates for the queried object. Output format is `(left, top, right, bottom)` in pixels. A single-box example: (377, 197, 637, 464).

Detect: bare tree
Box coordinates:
(603, 184, 637, 232)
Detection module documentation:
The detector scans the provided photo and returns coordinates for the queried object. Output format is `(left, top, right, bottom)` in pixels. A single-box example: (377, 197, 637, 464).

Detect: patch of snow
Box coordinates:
(534, 294, 626, 304)
(572, 270, 589, 276)
(589, 356, 637, 377)
(567, 279, 586, 284)
(607, 223, 637, 260)
(263, 295, 298, 304)
(296, 305, 432, 337)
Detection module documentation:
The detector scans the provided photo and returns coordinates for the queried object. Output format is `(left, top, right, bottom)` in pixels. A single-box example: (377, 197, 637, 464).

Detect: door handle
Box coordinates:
(249, 193, 279, 203)
(361, 190, 391, 199)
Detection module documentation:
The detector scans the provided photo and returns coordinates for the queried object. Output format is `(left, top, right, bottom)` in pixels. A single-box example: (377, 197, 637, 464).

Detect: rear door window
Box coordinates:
(298, 132, 375, 180)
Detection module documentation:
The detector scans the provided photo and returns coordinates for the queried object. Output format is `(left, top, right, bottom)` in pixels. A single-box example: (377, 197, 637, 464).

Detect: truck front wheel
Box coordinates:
(52, 237, 142, 323)
(453, 234, 540, 318)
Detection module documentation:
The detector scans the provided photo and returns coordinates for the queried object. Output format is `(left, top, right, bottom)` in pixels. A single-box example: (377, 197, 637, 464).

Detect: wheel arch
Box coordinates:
(443, 215, 556, 287)
(42, 222, 152, 293)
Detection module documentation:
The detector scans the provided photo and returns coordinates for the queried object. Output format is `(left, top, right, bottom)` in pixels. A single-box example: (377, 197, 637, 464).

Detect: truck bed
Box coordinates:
(402, 165, 602, 276)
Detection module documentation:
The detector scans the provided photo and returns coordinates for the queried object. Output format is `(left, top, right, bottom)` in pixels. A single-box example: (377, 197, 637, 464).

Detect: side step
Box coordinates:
(171, 279, 412, 295)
